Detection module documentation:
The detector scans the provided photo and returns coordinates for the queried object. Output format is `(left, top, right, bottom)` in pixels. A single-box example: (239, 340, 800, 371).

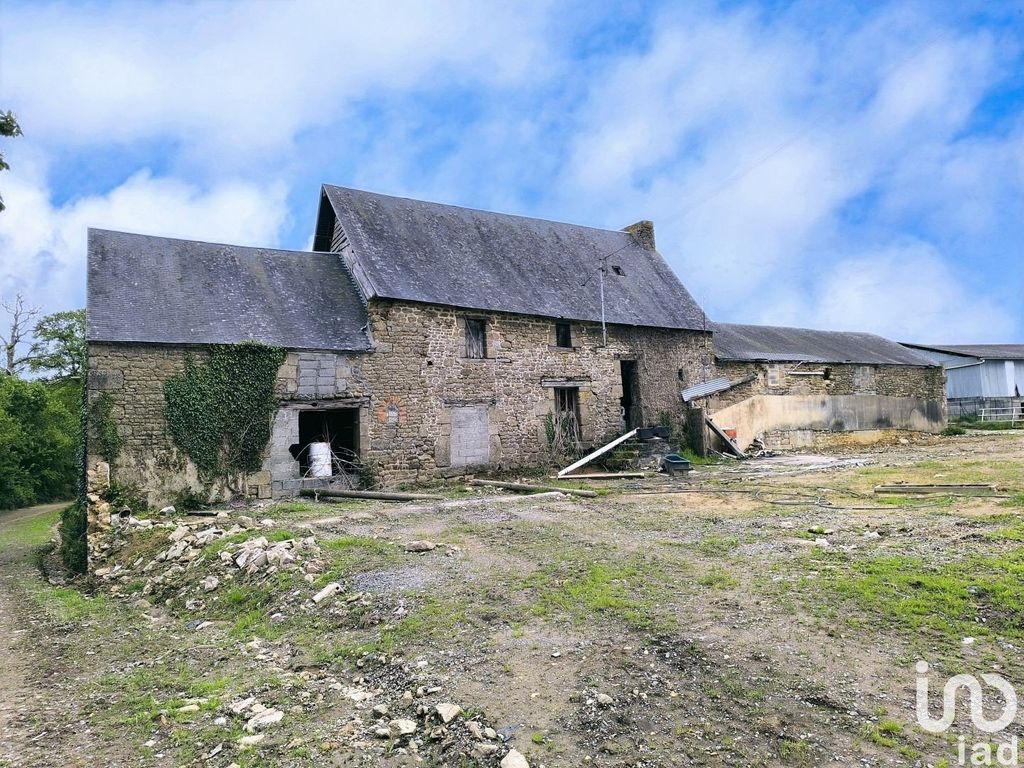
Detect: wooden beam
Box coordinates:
(469, 479, 598, 498)
(300, 488, 445, 502)
(556, 428, 638, 478)
(550, 471, 647, 480)
(873, 484, 998, 496)
(705, 416, 745, 458)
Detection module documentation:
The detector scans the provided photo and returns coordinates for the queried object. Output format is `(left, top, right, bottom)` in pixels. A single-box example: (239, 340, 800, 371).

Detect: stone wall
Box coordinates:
(86, 301, 709, 507)
(712, 360, 946, 407)
(357, 300, 709, 482)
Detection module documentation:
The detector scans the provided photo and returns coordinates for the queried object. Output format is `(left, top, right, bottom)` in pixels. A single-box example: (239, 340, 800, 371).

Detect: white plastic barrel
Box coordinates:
(308, 442, 333, 478)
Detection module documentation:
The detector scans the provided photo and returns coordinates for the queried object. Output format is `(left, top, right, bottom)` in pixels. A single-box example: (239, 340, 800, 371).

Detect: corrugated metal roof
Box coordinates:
(713, 323, 936, 366)
(314, 185, 709, 331)
(680, 377, 731, 402)
(87, 229, 372, 351)
(902, 343, 1024, 361)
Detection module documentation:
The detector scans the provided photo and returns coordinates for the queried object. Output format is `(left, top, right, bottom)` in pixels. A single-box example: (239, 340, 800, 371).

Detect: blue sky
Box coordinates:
(1, 0, 1022, 342)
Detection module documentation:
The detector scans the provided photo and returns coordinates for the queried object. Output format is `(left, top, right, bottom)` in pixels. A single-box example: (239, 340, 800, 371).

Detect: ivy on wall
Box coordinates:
(163, 343, 286, 486)
(90, 392, 122, 462)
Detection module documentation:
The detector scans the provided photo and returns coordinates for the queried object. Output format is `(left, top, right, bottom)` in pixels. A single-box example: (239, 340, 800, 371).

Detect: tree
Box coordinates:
(0, 110, 22, 213)
(0, 293, 40, 376)
(30, 309, 86, 380)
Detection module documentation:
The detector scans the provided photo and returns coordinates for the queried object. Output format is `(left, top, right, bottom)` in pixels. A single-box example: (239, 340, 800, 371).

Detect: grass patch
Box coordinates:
(698, 566, 738, 589)
(796, 548, 1024, 642)
(38, 586, 113, 622)
(0, 506, 60, 548)
(695, 535, 740, 556)
(523, 556, 673, 631)
(320, 534, 400, 580)
(677, 449, 720, 466)
(1000, 493, 1024, 508)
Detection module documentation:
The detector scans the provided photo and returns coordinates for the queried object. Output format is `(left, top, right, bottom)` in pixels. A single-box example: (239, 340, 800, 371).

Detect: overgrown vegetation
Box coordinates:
(0, 375, 79, 509)
(952, 415, 1022, 431)
(164, 343, 286, 490)
(59, 501, 88, 573)
(90, 391, 122, 461)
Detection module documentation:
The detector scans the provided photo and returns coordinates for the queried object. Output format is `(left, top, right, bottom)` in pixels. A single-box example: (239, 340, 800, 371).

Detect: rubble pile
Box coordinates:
(315, 652, 526, 766)
(93, 513, 327, 605)
(90, 512, 527, 766)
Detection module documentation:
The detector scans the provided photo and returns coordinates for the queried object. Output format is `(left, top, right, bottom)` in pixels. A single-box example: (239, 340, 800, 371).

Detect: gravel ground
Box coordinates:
(0, 430, 1022, 767)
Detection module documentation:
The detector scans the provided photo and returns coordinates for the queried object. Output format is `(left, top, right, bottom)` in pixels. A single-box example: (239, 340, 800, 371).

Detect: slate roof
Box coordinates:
(87, 229, 371, 351)
(315, 185, 708, 331)
(901, 343, 1024, 361)
(713, 322, 936, 366)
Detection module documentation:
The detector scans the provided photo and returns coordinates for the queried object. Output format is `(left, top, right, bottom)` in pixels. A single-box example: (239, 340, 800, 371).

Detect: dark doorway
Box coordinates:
(553, 386, 582, 452)
(620, 360, 641, 429)
(293, 408, 359, 476)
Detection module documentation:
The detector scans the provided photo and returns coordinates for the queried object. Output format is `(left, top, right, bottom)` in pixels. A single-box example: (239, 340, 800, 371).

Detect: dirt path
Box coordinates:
(0, 502, 68, 768)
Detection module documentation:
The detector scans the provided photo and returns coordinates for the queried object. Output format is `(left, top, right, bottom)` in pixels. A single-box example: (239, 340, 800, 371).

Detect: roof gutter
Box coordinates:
(944, 358, 986, 371)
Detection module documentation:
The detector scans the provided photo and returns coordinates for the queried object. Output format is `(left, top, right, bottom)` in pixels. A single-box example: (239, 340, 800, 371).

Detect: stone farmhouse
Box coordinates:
(698, 323, 946, 452)
(86, 186, 713, 510)
(85, 186, 947, 539)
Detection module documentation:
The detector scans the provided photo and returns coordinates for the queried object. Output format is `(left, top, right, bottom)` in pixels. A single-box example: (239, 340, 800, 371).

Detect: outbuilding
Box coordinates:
(696, 323, 946, 452)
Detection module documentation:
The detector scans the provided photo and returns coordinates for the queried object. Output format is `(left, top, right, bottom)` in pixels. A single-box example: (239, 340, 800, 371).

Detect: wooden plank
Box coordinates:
(549, 471, 647, 480)
(469, 479, 598, 498)
(873, 484, 998, 495)
(556, 428, 638, 478)
(705, 416, 746, 458)
(300, 488, 445, 502)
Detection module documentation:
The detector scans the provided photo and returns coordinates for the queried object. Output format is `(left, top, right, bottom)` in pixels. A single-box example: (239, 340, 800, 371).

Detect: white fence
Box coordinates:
(977, 406, 1021, 424)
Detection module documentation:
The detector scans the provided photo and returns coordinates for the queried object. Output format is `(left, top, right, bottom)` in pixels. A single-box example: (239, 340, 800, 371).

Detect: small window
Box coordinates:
(611, 265, 625, 276)
(555, 322, 572, 348)
(823, 367, 832, 381)
(465, 318, 487, 359)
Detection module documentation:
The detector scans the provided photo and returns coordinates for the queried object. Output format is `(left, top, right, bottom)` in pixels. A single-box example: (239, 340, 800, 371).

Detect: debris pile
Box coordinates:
(93, 514, 327, 605)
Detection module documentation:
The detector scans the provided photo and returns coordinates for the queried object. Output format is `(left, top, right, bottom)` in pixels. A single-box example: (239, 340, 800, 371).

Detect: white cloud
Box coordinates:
(795, 241, 1016, 343)
(546, 4, 1021, 341)
(1, 0, 1021, 344)
(2, 0, 555, 168)
(0, 158, 289, 315)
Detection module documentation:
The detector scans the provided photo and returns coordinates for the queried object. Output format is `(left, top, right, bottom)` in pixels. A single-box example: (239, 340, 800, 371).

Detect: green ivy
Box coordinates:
(163, 343, 286, 486)
(62, 351, 89, 573)
(90, 392, 122, 462)
(60, 501, 87, 573)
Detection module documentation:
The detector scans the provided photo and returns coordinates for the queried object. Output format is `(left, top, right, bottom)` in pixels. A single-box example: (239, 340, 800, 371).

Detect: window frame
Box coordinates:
(465, 317, 488, 359)
(555, 321, 573, 349)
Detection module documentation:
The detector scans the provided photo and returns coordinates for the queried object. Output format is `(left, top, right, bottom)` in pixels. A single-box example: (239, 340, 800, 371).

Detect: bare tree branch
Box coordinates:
(0, 293, 41, 376)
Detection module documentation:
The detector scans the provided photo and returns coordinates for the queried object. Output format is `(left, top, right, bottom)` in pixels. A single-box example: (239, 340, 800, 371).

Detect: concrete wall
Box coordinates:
(86, 299, 709, 509)
(712, 393, 945, 451)
(705, 360, 946, 451)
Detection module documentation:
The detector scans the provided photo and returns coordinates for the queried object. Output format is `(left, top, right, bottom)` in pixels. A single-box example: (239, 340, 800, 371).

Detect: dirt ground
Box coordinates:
(1, 431, 1023, 768)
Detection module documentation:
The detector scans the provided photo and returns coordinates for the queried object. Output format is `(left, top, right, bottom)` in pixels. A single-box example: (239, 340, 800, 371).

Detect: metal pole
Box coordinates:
(599, 267, 607, 346)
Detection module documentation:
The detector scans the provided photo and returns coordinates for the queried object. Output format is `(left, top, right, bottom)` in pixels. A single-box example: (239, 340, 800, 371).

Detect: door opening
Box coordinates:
(553, 387, 582, 454)
(620, 360, 641, 429)
(292, 408, 359, 476)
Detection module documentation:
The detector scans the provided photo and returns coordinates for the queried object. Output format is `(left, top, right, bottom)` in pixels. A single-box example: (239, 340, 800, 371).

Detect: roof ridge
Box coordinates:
(320, 184, 642, 240)
(88, 228, 320, 259)
(714, 321, 890, 340)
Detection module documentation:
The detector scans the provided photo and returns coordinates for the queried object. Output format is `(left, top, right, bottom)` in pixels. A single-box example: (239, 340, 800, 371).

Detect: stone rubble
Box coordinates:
(89, 510, 516, 766)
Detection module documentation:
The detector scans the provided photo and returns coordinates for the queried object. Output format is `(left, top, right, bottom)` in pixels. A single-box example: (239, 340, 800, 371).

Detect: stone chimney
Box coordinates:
(622, 220, 655, 250)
